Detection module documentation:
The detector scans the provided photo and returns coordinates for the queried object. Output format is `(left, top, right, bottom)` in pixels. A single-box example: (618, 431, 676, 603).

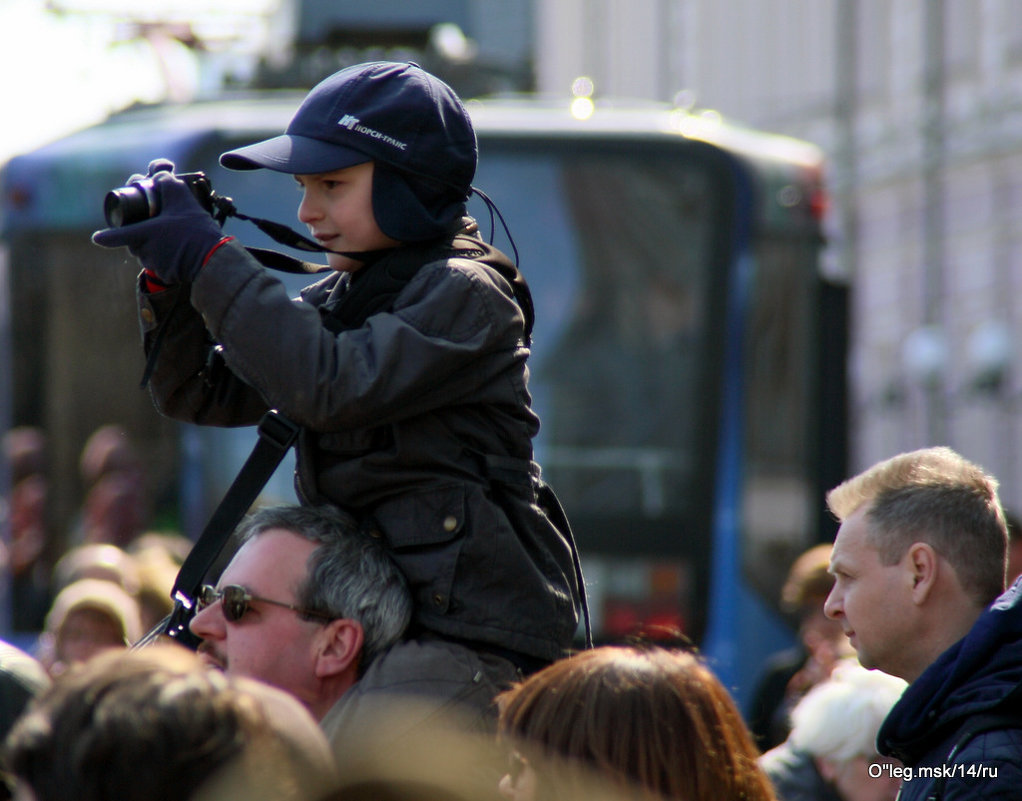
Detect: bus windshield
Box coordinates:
(470, 142, 728, 531)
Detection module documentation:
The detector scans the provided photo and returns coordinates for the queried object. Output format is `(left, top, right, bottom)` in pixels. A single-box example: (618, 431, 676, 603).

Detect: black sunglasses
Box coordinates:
(196, 584, 333, 623)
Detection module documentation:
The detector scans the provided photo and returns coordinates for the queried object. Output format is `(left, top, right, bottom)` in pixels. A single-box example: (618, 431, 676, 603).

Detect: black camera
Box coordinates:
(103, 171, 218, 228)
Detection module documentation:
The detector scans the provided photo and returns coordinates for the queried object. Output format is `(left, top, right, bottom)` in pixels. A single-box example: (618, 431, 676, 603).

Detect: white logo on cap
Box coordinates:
(336, 114, 407, 151)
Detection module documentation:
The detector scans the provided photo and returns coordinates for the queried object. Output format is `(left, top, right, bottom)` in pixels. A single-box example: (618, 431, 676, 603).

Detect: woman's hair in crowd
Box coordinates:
(496, 644, 777, 801)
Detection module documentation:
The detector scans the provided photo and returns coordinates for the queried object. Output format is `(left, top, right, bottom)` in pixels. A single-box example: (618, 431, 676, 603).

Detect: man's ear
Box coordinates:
(907, 542, 939, 603)
(313, 618, 364, 679)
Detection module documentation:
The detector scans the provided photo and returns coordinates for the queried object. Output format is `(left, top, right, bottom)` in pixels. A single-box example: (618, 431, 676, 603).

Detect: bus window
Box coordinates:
(741, 230, 822, 603)
(472, 144, 723, 526)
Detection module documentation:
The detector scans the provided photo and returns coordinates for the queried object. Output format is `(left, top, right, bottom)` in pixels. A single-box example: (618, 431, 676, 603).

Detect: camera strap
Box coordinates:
(136, 409, 300, 649)
(213, 195, 382, 263)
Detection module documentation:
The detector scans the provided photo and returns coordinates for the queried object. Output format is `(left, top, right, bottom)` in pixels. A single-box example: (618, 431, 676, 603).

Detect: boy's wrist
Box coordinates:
(143, 269, 171, 294)
(203, 236, 236, 267)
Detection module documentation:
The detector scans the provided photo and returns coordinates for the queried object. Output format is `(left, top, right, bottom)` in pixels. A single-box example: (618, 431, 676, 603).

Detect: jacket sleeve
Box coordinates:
(137, 274, 269, 427)
(183, 240, 528, 430)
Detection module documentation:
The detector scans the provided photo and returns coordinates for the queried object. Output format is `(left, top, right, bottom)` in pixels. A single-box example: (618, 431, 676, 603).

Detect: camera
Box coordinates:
(103, 171, 218, 228)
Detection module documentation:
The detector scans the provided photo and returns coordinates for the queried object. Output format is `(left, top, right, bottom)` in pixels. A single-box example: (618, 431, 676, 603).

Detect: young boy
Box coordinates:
(93, 62, 583, 726)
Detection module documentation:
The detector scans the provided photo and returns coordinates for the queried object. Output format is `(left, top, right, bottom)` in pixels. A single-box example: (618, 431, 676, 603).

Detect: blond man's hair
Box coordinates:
(827, 447, 1008, 605)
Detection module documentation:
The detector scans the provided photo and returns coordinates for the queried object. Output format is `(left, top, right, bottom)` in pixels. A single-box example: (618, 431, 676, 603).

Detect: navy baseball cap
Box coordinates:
(220, 61, 477, 241)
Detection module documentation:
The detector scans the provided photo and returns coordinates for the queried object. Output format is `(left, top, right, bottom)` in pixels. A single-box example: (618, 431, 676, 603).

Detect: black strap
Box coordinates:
(136, 409, 300, 649)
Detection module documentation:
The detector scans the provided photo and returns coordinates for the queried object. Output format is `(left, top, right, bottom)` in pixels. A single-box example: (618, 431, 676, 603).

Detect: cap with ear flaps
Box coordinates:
(220, 61, 477, 242)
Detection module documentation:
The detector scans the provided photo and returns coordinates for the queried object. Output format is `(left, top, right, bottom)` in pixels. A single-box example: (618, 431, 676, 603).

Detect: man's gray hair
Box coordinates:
(235, 505, 411, 668)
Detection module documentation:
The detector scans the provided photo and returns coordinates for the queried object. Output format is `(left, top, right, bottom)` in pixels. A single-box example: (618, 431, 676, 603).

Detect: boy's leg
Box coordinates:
(320, 635, 520, 760)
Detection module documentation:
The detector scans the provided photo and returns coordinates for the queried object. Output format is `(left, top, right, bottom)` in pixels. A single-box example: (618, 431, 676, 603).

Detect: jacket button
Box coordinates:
(140, 307, 155, 324)
(442, 515, 458, 532)
(433, 593, 445, 606)
(369, 528, 383, 539)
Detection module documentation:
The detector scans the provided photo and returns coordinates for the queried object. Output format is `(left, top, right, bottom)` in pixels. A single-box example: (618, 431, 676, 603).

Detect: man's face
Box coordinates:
(189, 529, 328, 710)
(824, 505, 916, 679)
(295, 161, 401, 273)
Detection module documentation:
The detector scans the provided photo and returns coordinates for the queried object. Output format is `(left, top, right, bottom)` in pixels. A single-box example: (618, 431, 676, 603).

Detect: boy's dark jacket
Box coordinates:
(877, 579, 1022, 800)
(137, 222, 581, 662)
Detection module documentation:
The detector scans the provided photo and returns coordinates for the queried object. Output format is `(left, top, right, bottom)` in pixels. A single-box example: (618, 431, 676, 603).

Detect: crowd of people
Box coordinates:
(8, 430, 1022, 800)
(5, 59, 1022, 800)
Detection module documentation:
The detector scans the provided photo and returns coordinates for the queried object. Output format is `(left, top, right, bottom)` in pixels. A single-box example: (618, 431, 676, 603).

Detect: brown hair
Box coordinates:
(5, 646, 335, 801)
(496, 645, 776, 801)
(780, 543, 834, 614)
(827, 446, 1008, 604)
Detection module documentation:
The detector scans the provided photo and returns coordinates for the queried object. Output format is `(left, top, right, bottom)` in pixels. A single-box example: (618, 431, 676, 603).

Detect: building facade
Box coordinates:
(535, 0, 1022, 509)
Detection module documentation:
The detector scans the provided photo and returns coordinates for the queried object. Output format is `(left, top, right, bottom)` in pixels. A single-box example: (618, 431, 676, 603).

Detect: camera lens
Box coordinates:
(103, 182, 159, 228)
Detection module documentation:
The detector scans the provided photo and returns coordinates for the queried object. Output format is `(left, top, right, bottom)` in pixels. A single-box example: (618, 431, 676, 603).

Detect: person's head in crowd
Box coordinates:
(760, 661, 906, 801)
(789, 663, 905, 801)
(128, 535, 189, 634)
(4, 645, 337, 801)
(8, 476, 48, 571)
(3, 427, 46, 485)
(496, 644, 777, 801)
(78, 424, 141, 488)
(782, 544, 837, 629)
(782, 544, 853, 674)
(40, 578, 142, 676)
(0, 641, 49, 741)
(51, 543, 140, 596)
(748, 543, 852, 753)
(77, 424, 148, 548)
(128, 530, 193, 565)
(824, 446, 1007, 682)
(80, 472, 148, 547)
(4, 427, 51, 587)
(189, 504, 411, 721)
(0, 640, 50, 801)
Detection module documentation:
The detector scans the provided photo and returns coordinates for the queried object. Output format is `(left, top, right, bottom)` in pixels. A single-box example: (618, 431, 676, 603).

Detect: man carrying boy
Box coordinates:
(93, 62, 584, 721)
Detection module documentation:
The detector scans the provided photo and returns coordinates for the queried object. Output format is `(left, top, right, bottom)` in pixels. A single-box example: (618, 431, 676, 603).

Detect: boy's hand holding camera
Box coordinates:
(93, 159, 230, 286)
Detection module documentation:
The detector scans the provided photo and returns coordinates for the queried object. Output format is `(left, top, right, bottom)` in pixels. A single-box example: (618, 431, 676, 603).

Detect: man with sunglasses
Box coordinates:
(188, 504, 414, 750)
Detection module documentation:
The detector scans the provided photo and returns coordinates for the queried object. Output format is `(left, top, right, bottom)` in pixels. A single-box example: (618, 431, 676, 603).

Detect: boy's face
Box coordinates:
(295, 161, 401, 272)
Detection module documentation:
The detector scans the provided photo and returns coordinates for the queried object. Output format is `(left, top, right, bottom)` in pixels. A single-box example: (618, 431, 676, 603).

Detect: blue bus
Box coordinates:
(0, 92, 847, 705)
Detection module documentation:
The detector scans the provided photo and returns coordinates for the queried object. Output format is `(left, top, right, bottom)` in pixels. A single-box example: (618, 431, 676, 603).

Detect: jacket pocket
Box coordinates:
(371, 486, 467, 615)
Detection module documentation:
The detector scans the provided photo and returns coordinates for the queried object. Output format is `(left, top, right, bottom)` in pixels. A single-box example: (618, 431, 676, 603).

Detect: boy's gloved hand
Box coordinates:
(92, 160, 226, 285)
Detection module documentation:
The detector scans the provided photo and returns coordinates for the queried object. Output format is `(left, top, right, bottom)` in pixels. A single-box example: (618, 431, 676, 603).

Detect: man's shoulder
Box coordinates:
(956, 721, 1022, 767)
(901, 720, 1022, 801)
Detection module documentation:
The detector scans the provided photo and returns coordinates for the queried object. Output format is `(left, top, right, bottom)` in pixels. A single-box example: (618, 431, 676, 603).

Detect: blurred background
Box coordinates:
(2, 0, 1020, 704)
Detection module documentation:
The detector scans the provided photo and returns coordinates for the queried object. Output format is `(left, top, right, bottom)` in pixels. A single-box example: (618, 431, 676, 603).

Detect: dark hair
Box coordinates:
(5, 648, 276, 801)
(497, 645, 776, 801)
